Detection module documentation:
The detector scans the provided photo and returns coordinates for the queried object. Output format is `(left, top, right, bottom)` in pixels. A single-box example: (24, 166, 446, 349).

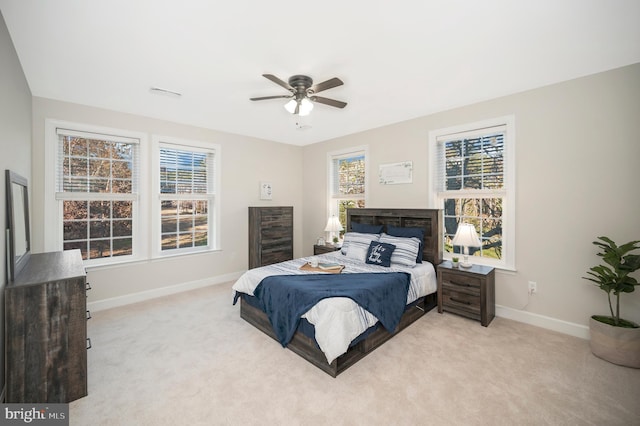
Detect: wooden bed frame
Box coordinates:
(239, 208, 443, 377)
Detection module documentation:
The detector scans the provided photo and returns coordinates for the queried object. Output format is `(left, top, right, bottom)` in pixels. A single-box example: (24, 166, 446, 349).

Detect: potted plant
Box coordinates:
(452, 256, 460, 268)
(583, 236, 640, 368)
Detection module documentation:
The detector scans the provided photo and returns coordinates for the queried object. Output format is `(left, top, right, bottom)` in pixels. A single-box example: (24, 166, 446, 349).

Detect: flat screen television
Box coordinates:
(5, 169, 31, 282)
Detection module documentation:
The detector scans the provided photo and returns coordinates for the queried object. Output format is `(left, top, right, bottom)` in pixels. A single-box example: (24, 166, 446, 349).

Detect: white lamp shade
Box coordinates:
(298, 98, 314, 116)
(452, 223, 481, 248)
(324, 216, 344, 232)
(284, 98, 314, 116)
(284, 99, 297, 114)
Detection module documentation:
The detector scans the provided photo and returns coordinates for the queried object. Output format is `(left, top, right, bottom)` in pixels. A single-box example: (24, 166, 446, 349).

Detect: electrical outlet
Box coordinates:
(528, 281, 537, 295)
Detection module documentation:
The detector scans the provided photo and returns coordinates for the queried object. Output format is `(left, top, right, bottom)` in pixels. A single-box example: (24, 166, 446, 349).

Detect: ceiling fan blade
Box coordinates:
(309, 77, 343, 94)
(262, 74, 294, 92)
(311, 96, 347, 109)
(250, 95, 292, 101)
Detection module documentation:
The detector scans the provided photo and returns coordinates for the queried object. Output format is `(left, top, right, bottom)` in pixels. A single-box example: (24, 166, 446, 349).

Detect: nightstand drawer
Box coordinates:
(440, 271, 481, 289)
(314, 244, 340, 255)
(442, 282, 480, 298)
(442, 289, 481, 319)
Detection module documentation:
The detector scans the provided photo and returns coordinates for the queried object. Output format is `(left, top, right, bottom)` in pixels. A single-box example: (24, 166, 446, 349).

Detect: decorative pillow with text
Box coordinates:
(365, 241, 396, 267)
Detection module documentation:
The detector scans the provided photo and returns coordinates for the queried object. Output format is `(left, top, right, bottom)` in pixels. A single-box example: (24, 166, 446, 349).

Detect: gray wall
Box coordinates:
(302, 63, 640, 330)
(0, 10, 32, 400)
(31, 97, 304, 304)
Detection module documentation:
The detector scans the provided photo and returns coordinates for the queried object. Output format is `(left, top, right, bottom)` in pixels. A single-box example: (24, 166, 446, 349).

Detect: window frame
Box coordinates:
(44, 119, 149, 266)
(326, 145, 369, 228)
(428, 116, 516, 271)
(151, 135, 220, 258)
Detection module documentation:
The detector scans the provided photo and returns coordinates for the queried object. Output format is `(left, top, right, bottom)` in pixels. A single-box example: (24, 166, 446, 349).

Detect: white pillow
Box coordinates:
(342, 232, 380, 262)
(378, 233, 421, 267)
(341, 231, 376, 255)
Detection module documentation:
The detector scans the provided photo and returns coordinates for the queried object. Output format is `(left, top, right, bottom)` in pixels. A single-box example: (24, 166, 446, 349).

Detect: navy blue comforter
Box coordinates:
(252, 272, 410, 347)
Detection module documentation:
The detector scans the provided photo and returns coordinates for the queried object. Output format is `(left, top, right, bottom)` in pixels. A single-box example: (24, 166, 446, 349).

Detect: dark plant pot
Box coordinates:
(589, 316, 640, 368)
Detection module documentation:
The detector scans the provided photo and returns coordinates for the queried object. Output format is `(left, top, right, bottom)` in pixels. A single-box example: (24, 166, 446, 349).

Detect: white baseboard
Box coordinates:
(88, 271, 244, 312)
(496, 304, 589, 340)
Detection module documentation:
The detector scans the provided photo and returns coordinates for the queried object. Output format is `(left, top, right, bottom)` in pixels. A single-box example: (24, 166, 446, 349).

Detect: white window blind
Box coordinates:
(56, 128, 139, 197)
(435, 126, 506, 195)
(159, 147, 213, 195)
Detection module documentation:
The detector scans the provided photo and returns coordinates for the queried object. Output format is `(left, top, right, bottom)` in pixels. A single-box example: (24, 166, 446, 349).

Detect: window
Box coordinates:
(154, 137, 219, 255)
(45, 121, 223, 265)
(55, 127, 139, 263)
(429, 116, 515, 270)
(328, 147, 368, 228)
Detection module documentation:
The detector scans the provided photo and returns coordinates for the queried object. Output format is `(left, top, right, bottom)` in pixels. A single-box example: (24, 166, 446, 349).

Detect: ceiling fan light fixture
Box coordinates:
(299, 98, 314, 116)
(253, 73, 345, 115)
(284, 99, 297, 114)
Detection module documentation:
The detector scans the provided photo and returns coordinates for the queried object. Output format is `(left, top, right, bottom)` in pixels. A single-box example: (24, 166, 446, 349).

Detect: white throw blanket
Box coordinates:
(232, 251, 436, 364)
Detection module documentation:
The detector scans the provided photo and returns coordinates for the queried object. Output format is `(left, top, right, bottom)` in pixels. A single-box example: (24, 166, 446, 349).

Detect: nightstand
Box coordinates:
(437, 261, 495, 326)
(313, 244, 341, 255)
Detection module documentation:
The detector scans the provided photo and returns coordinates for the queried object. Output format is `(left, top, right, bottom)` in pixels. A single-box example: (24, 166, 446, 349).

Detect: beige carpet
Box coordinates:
(70, 282, 640, 426)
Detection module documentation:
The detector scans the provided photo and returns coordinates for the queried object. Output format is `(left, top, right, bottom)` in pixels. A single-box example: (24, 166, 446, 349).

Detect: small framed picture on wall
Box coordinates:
(260, 181, 272, 200)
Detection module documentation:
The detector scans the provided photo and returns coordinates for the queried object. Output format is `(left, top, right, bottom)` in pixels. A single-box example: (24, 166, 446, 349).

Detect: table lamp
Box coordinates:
(324, 216, 344, 246)
(452, 223, 481, 268)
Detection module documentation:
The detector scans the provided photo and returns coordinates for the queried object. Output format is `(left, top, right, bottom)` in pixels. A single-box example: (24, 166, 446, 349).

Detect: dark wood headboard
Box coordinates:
(346, 208, 443, 266)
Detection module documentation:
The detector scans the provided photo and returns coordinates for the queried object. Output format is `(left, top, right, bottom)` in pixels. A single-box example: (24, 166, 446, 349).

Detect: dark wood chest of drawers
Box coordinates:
(248, 206, 293, 269)
(5, 250, 88, 402)
(437, 261, 495, 326)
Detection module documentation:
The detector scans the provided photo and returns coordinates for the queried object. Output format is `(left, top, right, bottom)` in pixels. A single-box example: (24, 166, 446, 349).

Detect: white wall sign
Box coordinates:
(379, 161, 413, 184)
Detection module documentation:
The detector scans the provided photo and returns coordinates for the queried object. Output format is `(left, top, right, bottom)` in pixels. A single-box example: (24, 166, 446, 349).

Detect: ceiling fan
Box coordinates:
(250, 74, 347, 116)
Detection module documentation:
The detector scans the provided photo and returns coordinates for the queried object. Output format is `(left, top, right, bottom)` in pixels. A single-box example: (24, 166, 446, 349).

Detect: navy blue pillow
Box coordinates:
(365, 241, 396, 267)
(386, 225, 424, 263)
(351, 222, 384, 234)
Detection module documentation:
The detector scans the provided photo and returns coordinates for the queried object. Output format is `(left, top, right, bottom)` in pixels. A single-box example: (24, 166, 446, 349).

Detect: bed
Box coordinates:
(233, 208, 443, 377)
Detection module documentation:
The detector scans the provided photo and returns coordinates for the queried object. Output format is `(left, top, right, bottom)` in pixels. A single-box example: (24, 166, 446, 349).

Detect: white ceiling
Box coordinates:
(1, 1, 639, 146)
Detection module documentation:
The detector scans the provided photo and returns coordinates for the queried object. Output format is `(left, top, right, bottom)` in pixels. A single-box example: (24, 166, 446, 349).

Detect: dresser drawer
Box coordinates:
(261, 247, 293, 265)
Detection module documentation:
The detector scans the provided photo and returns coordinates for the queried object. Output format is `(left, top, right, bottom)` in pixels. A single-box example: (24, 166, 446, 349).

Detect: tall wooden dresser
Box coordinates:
(248, 206, 293, 269)
(5, 249, 88, 403)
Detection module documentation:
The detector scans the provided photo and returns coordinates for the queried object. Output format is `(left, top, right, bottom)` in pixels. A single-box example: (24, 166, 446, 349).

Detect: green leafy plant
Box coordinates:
(452, 256, 459, 263)
(583, 236, 640, 328)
